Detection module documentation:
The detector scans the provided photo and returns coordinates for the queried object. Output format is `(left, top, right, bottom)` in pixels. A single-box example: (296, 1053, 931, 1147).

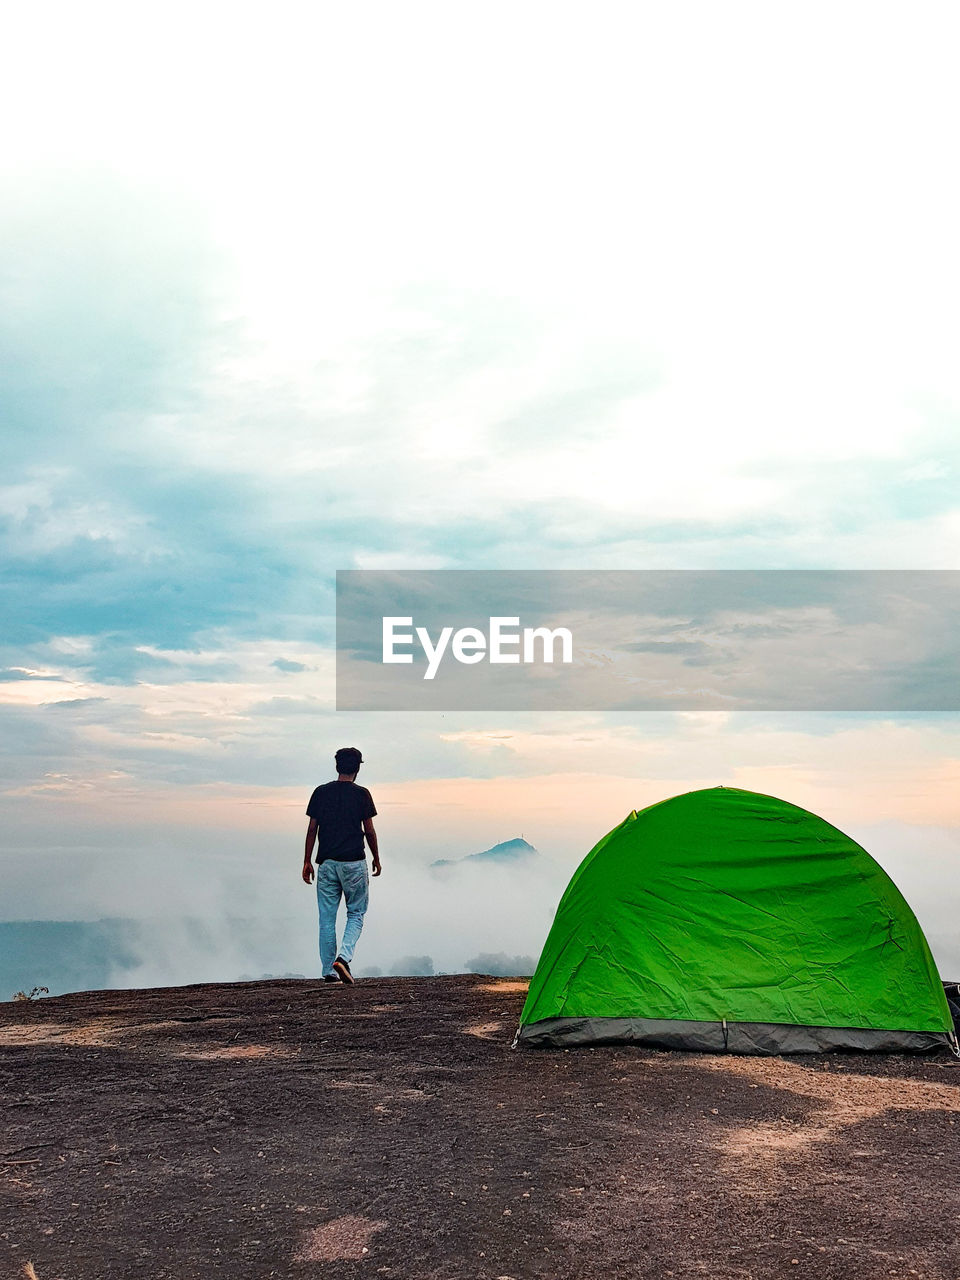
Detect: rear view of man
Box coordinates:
(302, 747, 381, 984)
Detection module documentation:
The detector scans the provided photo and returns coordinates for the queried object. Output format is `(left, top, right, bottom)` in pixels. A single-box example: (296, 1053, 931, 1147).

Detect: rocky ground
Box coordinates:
(2, 974, 959, 1279)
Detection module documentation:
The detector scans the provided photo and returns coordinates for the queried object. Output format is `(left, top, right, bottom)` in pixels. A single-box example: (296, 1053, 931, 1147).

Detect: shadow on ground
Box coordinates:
(2, 975, 959, 1279)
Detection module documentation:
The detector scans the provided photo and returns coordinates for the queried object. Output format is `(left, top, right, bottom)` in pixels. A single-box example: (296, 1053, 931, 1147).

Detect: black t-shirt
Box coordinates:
(306, 781, 377, 862)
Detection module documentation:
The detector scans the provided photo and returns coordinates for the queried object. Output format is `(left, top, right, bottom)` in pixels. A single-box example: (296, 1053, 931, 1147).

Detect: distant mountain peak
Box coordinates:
(431, 837, 538, 870)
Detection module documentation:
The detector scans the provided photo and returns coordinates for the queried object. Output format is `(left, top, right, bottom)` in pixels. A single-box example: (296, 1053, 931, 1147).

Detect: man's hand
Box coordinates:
(363, 817, 380, 877)
(303, 817, 318, 884)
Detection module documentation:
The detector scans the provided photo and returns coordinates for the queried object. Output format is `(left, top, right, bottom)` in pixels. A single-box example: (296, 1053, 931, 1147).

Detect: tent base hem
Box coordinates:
(514, 1016, 955, 1055)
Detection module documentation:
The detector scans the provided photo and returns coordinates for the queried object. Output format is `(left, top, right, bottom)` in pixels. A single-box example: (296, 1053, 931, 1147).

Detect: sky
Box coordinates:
(1, 3, 959, 985)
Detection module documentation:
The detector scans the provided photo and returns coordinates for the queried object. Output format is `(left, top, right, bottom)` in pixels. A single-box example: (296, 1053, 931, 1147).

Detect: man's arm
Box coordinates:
(303, 818, 318, 884)
(363, 817, 381, 876)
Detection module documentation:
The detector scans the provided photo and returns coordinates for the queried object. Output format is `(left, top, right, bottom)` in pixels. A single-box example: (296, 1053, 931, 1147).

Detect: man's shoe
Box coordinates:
(323, 974, 340, 983)
(333, 957, 355, 985)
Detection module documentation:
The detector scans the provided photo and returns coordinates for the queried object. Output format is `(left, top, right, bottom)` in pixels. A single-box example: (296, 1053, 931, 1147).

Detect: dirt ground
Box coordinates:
(2, 974, 959, 1280)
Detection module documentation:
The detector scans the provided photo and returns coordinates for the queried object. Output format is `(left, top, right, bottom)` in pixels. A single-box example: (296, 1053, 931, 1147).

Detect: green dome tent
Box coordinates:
(516, 787, 955, 1054)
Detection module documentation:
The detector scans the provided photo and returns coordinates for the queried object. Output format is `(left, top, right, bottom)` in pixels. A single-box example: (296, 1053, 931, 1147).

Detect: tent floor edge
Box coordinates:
(515, 1016, 954, 1055)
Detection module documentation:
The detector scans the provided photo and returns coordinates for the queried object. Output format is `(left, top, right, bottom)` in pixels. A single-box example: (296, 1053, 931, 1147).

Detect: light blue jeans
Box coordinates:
(316, 859, 369, 976)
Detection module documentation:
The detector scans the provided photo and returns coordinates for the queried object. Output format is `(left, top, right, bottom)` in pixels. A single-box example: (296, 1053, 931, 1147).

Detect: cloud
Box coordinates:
(3, 9, 960, 992)
(0, 174, 225, 457)
(465, 952, 535, 977)
(0, 667, 65, 683)
(390, 955, 434, 977)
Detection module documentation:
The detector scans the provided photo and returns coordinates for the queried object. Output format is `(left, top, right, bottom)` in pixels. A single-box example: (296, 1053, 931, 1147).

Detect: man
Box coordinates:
(302, 747, 381, 984)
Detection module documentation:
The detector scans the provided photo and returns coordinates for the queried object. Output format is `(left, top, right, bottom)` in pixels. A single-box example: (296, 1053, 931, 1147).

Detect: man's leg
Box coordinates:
(315, 862, 343, 978)
(337, 860, 370, 968)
